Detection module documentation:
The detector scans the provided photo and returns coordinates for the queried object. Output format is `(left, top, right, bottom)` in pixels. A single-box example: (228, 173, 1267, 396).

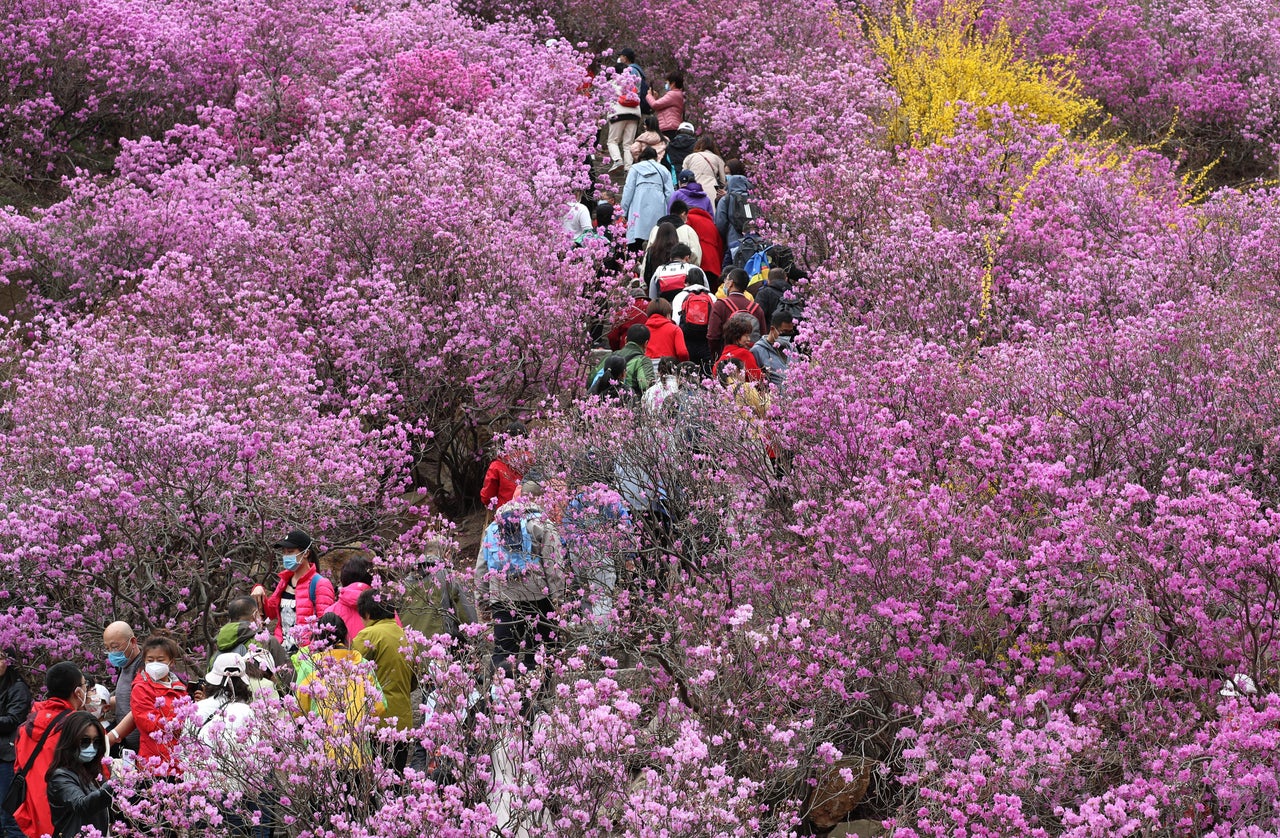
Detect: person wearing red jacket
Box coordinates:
(643, 300, 689, 362)
(606, 285, 650, 351)
(252, 530, 337, 651)
(480, 421, 528, 509)
(714, 311, 765, 383)
(130, 635, 190, 773)
(13, 662, 85, 838)
(684, 206, 724, 290)
(708, 268, 767, 357)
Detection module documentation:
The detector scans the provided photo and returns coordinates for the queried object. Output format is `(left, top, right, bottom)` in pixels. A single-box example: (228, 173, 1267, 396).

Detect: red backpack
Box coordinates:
(655, 262, 692, 296)
(681, 291, 712, 326)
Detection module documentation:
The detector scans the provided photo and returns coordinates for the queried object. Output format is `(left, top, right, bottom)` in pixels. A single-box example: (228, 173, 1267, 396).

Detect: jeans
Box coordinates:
(0, 761, 27, 838)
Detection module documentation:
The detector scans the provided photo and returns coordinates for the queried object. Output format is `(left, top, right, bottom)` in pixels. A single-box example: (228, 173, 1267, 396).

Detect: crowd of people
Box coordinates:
(572, 47, 805, 412)
(0, 45, 805, 838)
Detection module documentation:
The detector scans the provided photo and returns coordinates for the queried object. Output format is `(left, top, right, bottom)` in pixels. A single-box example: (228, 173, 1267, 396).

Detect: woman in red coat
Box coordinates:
(480, 421, 528, 509)
(714, 311, 765, 383)
(130, 636, 190, 773)
(643, 299, 690, 362)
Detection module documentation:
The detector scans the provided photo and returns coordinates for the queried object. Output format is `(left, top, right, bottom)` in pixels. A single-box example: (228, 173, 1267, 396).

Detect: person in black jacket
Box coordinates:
(0, 650, 34, 838)
(45, 711, 113, 838)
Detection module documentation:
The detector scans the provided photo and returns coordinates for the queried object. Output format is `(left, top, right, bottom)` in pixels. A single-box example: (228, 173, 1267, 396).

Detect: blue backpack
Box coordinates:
(482, 516, 540, 576)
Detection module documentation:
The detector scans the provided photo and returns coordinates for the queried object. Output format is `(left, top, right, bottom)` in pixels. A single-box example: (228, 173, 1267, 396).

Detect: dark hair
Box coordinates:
(693, 136, 719, 155)
(227, 596, 259, 622)
(0, 649, 21, 693)
(625, 324, 651, 346)
(726, 158, 746, 176)
(45, 662, 83, 701)
(644, 222, 680, 282)
(594, 202, 614, 228)
(669, 243, 693, 261)
(643, 115, 660, 134)
(618, 47, 636, 62)
(638, 147, 658, 162)
(208, 670, 253, 704)
(356, 589, 397, 622)
(590, 354, 627, 395)
(315, 612, 349, 649)
(767, 267, 787, 286)
(771, 310, 795, 329)
(141, 636, 182, 663)
(340, 556, 374, 588)
(657, 357, 679, 378)
(723, 268, 749, 292)
(647, 298, 673, 317)
(722, 311, 757, 347)
(666, 70, 684, 88)
(45, 711, 105, 786)
(669, 199, 689, 216)
(506, 420, 527, 437)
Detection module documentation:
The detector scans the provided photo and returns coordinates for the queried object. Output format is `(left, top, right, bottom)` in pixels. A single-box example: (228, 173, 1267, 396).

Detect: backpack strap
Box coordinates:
(16, 710, 70, 779)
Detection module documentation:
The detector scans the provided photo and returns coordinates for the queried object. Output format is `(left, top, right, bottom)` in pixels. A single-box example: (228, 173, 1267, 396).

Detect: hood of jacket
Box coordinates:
(630, 160, 669, 184)
(677, 182, 708, 198)
(645, 313, 678, 332)
(725, 174, 751, 195)
(668, 133, 697, 153)
(336, 581, 370, 608)
(216, 621, 257, 653)
(687, 207, 714, 223)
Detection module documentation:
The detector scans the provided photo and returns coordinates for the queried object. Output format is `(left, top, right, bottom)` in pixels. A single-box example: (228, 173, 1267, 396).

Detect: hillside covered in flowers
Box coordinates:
(2, 0, 1280, 834)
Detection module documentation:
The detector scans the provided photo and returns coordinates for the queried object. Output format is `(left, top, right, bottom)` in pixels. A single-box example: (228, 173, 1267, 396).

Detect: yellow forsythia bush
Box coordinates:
(870, 0, 1098, 146)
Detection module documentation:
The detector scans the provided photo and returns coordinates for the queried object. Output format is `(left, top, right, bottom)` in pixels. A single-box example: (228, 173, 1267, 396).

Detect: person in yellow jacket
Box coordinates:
(353, 589, 417, 772)
(296, 613, 385, 771)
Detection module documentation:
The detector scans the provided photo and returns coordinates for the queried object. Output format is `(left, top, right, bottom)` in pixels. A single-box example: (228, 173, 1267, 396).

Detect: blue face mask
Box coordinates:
(79, 745, 98, 763)
(282, 553, 299, 571)
(107, 650, 128, 668)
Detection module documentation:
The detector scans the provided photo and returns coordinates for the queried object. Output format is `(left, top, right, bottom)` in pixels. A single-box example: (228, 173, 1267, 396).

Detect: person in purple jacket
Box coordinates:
(667, 170, 713, 214)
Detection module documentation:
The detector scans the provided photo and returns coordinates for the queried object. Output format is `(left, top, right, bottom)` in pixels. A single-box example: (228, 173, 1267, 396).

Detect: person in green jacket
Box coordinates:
(353, 590, 415, 772)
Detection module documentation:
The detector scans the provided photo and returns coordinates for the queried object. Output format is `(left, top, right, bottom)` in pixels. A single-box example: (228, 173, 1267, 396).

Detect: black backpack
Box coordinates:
(728, 191, 758, 235)
(635, 66, 652, 114)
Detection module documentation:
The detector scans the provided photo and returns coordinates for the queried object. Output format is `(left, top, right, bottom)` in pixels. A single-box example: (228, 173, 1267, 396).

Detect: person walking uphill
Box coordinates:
(13, 662, 87, 838)
(0, 651, 33, 838)
(253, 530, 336, 652)
(620, 147, 673, 248)
(475, 483, 566, 694)
(480, 421, 528, 511)
(646, 71, 685, 136)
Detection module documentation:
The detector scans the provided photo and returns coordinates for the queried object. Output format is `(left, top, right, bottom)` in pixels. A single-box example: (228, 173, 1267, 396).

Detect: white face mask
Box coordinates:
(145, 662, 170, 681)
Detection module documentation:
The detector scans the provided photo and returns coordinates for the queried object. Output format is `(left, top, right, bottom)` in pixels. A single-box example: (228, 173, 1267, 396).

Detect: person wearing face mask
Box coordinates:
(101, 621, 142, 754)
(129, 636, 190, 774)
(45, 711, 113, 838)
(0, 649, 34, 838)
(750, 310, 797, 390)
(12, 662, 86, 838)
(252, 530, 337, 653)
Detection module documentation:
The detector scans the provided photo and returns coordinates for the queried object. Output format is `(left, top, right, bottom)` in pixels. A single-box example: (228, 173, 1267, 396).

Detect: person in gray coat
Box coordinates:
(715, 163, 752, 258)
(620, 147, 674, 246)
(751, 310, 797, 390)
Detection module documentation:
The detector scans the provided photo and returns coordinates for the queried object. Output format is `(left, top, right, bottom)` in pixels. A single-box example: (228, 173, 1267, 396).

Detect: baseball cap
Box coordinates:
(205, 652, 248, 687)
(272, 530, 312, 551)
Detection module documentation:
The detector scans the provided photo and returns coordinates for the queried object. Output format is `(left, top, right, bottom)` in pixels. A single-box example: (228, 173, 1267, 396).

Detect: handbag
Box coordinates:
(2, 709, 70, 814)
